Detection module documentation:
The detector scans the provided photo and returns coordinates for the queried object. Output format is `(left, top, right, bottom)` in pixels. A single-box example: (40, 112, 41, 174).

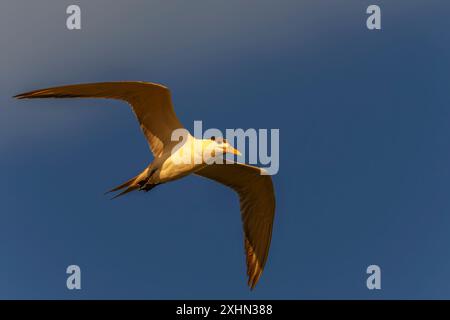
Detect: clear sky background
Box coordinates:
(1, 0, 450, 299)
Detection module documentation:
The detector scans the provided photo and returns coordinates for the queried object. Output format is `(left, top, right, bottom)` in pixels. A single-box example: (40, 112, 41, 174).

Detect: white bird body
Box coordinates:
(15, 81, 275, 289)
(143, 134, 232, 184)
(157, 135, 207, 183)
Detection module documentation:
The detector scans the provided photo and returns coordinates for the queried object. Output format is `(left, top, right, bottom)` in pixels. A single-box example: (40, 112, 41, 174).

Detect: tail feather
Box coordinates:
(105, 167, 154, 199)
(110, 185, 140, 200)
(105, 175, 139, 195)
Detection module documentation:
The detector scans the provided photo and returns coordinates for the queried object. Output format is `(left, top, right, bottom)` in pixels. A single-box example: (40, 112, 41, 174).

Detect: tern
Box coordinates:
(14, 81, 276, 289)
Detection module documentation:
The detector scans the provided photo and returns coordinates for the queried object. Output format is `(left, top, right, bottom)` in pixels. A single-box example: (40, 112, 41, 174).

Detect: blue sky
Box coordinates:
(1, 0, 450, 299)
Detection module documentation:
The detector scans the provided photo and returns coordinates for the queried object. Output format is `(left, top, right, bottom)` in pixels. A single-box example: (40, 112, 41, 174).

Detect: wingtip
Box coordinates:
(13, 89, 48, 99)
(13, 91, 37, 99)
(247, 275, 259, 290)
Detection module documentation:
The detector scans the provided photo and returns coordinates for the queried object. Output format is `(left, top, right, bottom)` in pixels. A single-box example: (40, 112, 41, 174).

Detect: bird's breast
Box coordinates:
(157, 144, 206, 183)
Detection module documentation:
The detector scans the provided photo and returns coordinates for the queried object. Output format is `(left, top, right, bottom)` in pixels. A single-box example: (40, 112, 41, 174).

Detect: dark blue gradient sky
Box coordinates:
(1, 0, 450, 299)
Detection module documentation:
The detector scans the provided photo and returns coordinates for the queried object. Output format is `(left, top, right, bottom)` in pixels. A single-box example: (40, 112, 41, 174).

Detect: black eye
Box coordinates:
(210, 136, 215, 141)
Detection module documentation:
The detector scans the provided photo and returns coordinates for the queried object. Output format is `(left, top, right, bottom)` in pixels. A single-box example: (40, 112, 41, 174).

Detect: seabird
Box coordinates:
(14, 81, 276, 289)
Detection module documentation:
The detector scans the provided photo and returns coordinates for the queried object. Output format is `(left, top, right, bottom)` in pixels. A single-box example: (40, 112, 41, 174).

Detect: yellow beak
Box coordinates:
(225, 146, 242, 156)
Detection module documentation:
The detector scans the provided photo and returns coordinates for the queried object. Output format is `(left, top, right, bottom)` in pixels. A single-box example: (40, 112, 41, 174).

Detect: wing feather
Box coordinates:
(195, 162, 275, 289)
(14, 81, 184, 157)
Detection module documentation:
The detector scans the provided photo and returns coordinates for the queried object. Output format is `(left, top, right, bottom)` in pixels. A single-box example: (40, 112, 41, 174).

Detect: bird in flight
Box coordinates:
(14, 81, 276, 289)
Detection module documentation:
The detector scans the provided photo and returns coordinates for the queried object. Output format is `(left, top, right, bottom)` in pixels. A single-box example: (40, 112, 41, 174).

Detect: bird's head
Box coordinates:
(203, 136, 242, 158)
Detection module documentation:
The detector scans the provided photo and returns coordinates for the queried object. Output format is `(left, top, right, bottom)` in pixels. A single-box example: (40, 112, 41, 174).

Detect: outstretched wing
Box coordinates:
(195, 162, 276, 289)
(14, 81, 184, 157)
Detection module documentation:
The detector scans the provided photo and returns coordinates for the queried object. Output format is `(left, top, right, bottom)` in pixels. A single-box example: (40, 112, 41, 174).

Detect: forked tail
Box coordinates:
(105, 167, 155, 199)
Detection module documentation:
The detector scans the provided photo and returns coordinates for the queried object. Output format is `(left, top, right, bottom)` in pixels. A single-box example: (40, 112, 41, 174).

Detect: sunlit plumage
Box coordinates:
(14, 81, 275, 289)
